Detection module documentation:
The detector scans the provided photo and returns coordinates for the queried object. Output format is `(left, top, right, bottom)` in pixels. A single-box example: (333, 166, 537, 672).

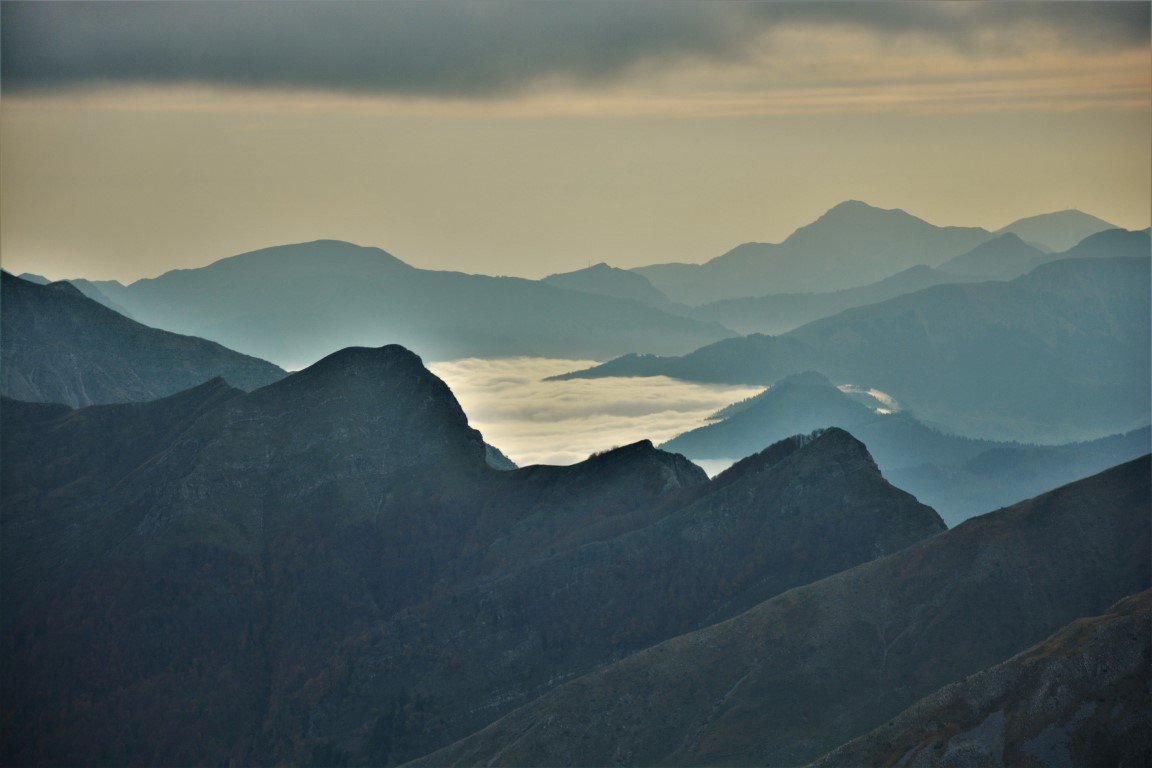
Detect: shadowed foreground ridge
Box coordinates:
(0, 270, 286, 406)
(813, 589, 1152, 768)
(413, 456, 1150, 767)
(1, 345, 948, 766)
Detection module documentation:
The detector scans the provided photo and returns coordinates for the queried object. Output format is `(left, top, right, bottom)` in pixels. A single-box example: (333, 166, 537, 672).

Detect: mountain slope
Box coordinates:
(688, 265, 971, 335)
(938, 233, 1047, 280)
(996, 209, 1119, 252)
(633, 201, 993, 304)
(84, 240, 733, 369)
(0, 271, 286, 406)
(415, 456, 1151, 767)
(814, 589, 1152, 768)
(563, 253, 1152, 443)
(1, 346, 944, 767)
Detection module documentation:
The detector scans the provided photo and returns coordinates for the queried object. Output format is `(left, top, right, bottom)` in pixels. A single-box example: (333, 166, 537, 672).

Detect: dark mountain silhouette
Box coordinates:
(560, 255, 1151, 443)
(632, 200, 993, 304)
(84, 240, 734, 369)
(995, 209, 1119, 252)
(1, 345, 945, 766)
(661, 371, 1150, 524)
(542, 262, 685, 314)
(688, 265, 973, 335)
(814, 589, 1151, 768)
(0, 271, 286, 406)
(415, 457, 1150, 767)
(938, 232, 1048, 280)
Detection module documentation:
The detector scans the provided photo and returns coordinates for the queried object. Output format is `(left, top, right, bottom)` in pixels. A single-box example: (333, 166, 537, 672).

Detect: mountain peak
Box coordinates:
(996, 209, 1119, 252)
(266, 344, 428, 394)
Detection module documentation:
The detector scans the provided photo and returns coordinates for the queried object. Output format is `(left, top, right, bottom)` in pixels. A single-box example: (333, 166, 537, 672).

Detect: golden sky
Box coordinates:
(2, 1, 1149, 282)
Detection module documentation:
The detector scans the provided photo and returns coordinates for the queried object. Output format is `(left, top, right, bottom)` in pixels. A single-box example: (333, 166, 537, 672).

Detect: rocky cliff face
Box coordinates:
(2, 346, 945, 767)
(1, 271, 285, 406)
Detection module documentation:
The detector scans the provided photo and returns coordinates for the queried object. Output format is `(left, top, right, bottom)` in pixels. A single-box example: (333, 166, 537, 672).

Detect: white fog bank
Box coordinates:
(429, 357, 763, 468)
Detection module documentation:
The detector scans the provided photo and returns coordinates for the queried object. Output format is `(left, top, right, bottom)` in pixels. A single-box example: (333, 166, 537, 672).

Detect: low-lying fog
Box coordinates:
(429, 357, 763, 468)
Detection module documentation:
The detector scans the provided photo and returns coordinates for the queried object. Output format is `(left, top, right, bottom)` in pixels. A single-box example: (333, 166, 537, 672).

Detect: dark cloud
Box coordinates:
(2, 1, 1148, 96)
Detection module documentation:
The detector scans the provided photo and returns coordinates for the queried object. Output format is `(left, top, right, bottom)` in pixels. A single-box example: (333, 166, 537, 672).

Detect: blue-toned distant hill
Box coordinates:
(995, 208, 1119, 252)
(0, 271, 286, 406)
(632, 200, 994, 304)
(661, 371, 1151, 524)
(559, 246, 1152, 444)
(86, 240, 735, 369)
(542, 262, 686, 314)
(688, 264, 973, 335)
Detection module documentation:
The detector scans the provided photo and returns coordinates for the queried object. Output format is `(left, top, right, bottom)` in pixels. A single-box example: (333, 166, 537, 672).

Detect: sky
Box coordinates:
(1, 1, 1149, 283)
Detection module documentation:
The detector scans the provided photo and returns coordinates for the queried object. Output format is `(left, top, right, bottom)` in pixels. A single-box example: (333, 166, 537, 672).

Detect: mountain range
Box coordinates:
(660, 370, 1150, 524)
(0, 271, 286, 406)
(1, 344, 946, 766)
(415, 455, 1150, 767)
(560, 249, 1152, 443)
(77, 240, 734, 369)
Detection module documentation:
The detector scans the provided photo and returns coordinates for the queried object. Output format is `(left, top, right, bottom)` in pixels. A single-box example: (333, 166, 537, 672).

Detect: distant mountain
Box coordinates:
(84, 240, 734, 369)
(996, 209, 1119, 252)
(542, 262, 685, 314)
(661, 371, 1150, 524)
(633, 200, 993, 304)
(1, 345, 944, 766)
(938, 232, 1048, 280)
(416, 457, 1150, 767)
(0, 271, 286, 406)
(561, 254, 1152, 443)
(814, 589, 1152, 767)
(15, 272, 49, 284)
(688, 264, 971, 335)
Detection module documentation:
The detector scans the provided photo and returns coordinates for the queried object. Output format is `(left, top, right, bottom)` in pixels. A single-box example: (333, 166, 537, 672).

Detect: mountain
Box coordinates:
(542, 262, 684, 314)
(661, 372, 1150, 525)
(938, 232, 1048, 280)
(632, 201, 993, 304)
(814, 589, 1152, 767)
(82, 240, 734, 369)
(996, 209, 1119, 252)
(0, 271, 286, 406)
(415, 456, 1151, 767)
(15, 271, 49, 284)
(1054, 226, 1151, 260)
(687, 265, 973, 335)
(1, 346, 945, 766)
(561, 254, 1152, 443)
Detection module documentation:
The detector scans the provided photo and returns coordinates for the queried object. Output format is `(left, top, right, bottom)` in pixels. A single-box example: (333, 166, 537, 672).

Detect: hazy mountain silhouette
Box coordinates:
(416, 457, 1150, 767)
(560, 254, 1151, 443)
(938, 232, 1048, 280)
(0, 271, 286, 406)
(661, 371, 1150, 524)
(633, 200, 993, 304)
(1, 345, 944, 766)
(996, 209, 1119, 252)
(814, 589, 1151, 767)
(688, 264, 972, 335)
(542, 262, 685, 314)
(84, 240, 734, 369)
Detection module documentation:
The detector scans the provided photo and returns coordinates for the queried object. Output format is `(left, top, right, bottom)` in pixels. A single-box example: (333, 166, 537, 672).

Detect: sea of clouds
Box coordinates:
(429, 357, 763, 468)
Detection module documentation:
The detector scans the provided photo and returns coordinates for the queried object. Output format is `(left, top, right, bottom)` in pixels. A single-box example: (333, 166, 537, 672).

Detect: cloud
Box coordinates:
(428, 357, 762, 468)
(3, 1, 1147, 96)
